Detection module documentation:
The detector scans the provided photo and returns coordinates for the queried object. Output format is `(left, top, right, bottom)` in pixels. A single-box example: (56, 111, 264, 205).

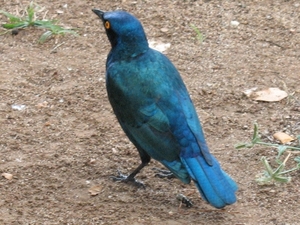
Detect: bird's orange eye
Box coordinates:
(105, 21, 110, 29)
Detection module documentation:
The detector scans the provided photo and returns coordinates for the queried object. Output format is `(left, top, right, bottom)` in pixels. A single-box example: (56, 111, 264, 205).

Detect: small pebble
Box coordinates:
(231, 20, 240, 26)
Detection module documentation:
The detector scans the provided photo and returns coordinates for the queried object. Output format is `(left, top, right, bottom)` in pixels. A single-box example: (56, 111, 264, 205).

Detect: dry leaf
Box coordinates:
(243, 87, 258, 97)
(2, 173, 13, 180)
(88, 185, 103, 196)
(273, 132, 295, 144)
(252, 88, 288, 102)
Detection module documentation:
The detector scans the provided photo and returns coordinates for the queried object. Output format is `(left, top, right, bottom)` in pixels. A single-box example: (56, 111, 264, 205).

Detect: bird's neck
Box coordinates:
(109, 34, 149, 61)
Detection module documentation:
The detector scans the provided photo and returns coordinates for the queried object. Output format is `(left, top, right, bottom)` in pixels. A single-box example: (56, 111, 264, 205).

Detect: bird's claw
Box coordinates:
(176, 194, 193, 208)
(110, 170, 128, 181)
(152, 167, 176, 179)
(110, 170, 145, 189)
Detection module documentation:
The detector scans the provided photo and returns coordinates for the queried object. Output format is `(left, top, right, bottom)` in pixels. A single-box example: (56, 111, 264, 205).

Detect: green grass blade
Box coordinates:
(273, 163, 285, 175)
(276, 145, 287, 159)
(39, 30, 53, 43)
(46, 25, 64, 33)
(190, 23, 205, 43)
(0, 10, 23, 23)
(273, 175, 291, 183)
(2, 22, 28, 29)
(252, 123, 261, 143)
(33, 21, 76, 34)
(278, 164, 300, 175)
(56, 29, 78, 35)
(261, 157, 274, 175)
(235, 142, 254, 149)
(27, 2, 35, 23)
(235, 143, 249, 149)
(33, 20, 58, 28)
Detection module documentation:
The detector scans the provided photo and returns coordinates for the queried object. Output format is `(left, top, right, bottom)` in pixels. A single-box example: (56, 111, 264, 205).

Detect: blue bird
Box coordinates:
(92, 9, 237, 208)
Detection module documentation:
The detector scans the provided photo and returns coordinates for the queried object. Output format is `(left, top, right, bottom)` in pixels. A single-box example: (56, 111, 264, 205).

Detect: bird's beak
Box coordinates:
(92, 9, 105, 20)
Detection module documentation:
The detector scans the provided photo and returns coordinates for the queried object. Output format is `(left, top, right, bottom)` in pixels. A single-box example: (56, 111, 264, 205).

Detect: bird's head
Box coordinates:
(92, 9, 149, 59)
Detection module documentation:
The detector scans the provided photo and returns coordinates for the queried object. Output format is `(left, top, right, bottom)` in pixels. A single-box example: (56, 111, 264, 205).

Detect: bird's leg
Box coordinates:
(110, 161, 149, 188)
(152, 168, 176, 179)
(176, 194, 193, 208)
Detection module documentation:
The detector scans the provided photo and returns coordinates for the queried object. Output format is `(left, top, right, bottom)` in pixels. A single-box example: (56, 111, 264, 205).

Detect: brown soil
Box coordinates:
(1, 1, 300, 224)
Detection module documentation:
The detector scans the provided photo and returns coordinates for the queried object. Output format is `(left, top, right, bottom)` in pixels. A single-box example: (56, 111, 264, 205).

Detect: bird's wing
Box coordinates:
(117, 102, 191, 183)
(121, 101, 179, 161)
(175, 87, 213, 165)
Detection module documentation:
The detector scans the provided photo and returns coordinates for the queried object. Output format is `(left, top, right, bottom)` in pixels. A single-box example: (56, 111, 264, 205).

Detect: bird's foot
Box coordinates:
(152, 168, 176, 179)
(176, 194, 193, 208)
(110, 170, 145, 189)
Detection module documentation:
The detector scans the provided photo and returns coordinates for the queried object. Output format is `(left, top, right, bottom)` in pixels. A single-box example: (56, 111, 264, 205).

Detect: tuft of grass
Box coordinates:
(256, 154, 300, 185)
(190, 24, 205, 44)
(236, 123, 300, 185)
(0, 1, 77, 43)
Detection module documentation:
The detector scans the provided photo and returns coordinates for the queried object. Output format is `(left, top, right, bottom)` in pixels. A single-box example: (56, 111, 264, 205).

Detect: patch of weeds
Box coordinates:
(0, 1, 77, 43)
(236, 123, 300, 185)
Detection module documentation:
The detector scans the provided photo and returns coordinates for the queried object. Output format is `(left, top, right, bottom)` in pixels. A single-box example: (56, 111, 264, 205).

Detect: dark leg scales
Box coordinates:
(152, 168, 176, 179)
(110, 170, 145, 188)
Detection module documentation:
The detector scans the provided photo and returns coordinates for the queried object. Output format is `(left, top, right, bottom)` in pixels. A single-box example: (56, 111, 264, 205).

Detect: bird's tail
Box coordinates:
(180, 154, 237, 208)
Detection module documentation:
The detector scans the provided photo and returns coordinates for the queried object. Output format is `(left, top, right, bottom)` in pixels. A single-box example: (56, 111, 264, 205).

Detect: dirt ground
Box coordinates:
(1, 0, 300, 224)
